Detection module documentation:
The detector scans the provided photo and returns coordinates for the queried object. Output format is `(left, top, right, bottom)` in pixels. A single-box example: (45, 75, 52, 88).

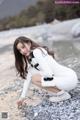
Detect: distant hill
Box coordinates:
(0, 0, 39, 19)
(0, 0, 80, 31)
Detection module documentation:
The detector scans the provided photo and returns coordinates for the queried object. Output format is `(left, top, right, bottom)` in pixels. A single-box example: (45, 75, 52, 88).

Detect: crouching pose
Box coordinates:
(13, 36, 78, 107)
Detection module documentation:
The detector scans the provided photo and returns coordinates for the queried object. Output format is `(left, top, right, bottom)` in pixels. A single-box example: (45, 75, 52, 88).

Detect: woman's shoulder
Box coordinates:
(33, 47, 48, 56)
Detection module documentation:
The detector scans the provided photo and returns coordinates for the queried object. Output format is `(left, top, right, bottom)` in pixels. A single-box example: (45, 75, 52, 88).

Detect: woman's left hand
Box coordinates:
(17, 99, 25, 109)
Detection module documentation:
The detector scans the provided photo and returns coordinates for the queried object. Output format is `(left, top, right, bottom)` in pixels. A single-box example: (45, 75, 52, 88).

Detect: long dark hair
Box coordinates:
(13, 36, 54, 79)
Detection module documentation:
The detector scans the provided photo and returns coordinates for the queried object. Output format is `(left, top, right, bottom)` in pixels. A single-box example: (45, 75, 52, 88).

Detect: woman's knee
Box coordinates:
(32, 74, 42, 83)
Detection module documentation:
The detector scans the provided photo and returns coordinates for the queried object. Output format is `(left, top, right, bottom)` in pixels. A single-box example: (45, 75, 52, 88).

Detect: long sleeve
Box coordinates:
(20, 71, 32, 99)
(33, 48, 53, 77)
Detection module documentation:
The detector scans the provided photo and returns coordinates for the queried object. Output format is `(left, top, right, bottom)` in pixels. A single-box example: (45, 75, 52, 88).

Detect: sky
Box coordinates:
(0, 0, 39, 19)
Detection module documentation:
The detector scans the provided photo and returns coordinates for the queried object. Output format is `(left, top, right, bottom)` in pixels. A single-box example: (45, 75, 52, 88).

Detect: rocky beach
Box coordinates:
(0, 18, 80, 120)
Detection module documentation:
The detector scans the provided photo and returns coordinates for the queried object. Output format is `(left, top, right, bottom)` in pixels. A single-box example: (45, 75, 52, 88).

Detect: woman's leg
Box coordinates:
(32, 74, 71, 102)
(32, 74, 61, 93)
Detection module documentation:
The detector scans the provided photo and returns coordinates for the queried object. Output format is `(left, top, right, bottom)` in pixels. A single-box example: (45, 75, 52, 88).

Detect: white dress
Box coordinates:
(20, 47, 78, 99)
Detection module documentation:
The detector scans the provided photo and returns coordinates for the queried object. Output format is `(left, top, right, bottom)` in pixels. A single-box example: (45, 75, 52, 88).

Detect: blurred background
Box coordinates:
(0, 0, 80, 31)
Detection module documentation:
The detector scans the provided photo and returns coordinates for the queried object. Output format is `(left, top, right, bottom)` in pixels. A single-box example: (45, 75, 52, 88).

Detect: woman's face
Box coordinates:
(17, 42, 31, 56)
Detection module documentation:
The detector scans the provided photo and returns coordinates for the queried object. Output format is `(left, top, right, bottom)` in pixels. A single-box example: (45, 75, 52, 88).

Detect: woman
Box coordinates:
(13, 36, 78, 108)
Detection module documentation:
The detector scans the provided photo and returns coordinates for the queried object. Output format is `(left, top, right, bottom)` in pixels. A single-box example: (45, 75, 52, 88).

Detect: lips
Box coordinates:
(24, 50, 30, 56)
(26, 51, 30, 56)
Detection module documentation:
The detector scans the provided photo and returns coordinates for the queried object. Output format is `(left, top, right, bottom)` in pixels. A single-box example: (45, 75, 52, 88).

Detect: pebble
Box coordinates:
(20, 84, 80, 120)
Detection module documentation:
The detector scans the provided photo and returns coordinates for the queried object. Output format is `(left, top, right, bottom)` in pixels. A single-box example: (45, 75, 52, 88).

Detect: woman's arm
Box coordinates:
(33, 48, 54, 78)
(20, 72, 32, 100)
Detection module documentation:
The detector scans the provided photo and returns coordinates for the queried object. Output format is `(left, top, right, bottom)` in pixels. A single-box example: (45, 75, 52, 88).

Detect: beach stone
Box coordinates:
(71, 23, 80, 37)
(20, 83, 80, 120)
